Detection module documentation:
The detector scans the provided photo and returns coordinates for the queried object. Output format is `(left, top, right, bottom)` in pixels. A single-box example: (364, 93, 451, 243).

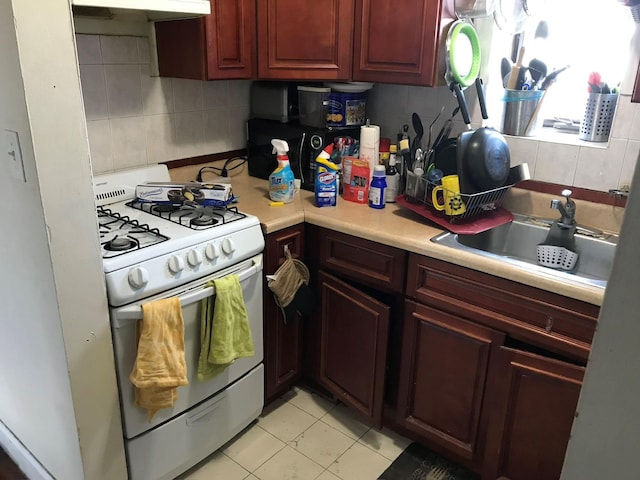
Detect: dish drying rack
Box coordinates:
(403, 171, 512, 222)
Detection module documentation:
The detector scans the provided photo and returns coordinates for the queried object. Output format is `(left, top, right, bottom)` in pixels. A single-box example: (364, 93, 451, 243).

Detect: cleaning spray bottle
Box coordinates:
(314, 144, 338, 207)
(269, 139, 296, 203)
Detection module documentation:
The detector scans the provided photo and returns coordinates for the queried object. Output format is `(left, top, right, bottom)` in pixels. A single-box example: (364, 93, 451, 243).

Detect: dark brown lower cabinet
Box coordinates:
(316, 270, 391, 428)
(397, 300, 504, 467)
(482, 347, 585, 480)
(264, 225, 305, 403)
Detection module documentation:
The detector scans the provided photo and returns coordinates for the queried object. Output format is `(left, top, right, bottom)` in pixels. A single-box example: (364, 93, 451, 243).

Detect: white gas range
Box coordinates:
(93, 165, 265, 480)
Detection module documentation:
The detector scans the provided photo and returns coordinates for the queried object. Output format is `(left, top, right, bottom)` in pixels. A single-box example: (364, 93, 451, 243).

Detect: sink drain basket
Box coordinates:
(536, 245, 578, 271)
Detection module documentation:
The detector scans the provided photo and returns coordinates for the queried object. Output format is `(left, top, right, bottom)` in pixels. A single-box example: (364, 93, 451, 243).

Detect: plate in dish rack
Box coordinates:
(396, 195, 514, 234)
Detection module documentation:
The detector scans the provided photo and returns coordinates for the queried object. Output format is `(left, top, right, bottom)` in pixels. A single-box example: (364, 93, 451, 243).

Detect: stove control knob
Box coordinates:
(128, 267, 149, 289)
(167, 255, 185, 274)
(187, 249, 203, 267)
(221, 238, 235, 255)
(205, 243, 220, 261)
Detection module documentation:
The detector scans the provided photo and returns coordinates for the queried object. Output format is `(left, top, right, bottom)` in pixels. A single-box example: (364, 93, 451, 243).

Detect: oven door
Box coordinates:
(110, 254, 264, 439)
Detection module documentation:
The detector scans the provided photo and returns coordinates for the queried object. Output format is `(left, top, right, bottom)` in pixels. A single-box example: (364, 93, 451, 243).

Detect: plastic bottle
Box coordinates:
(385, 152, 400, 203)
(315, 144, 339, 207)
(369, 165, 387, 209)
(269, 139, 296, 203)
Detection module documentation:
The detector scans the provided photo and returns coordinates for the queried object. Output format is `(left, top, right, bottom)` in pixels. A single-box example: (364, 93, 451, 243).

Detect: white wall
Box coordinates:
(0, 1, 83, 478)
(1, 1, 127, 479)
(560, 154, 640, 478)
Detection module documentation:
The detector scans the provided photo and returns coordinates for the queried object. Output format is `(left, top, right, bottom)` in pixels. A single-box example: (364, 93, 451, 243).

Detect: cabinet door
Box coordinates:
(318, 270, 390, 427)
(257, 0, 355, 80)
(155, 0, 255, 80)
(353, 0, 443, 85)
(264, 225, 305, 403)
(397, 300, 504, 463)
(483, 347, 585, 480)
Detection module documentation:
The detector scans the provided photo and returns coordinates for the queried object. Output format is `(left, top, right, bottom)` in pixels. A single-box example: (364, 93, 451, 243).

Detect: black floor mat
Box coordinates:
(378, 443, 479, 480)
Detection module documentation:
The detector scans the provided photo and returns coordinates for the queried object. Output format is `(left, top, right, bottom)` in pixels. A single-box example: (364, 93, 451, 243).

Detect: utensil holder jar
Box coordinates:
(579, 93, 619, 142)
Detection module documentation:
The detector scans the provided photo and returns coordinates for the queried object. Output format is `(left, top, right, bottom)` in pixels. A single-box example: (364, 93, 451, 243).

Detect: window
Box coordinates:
(485, 0, 634, 131)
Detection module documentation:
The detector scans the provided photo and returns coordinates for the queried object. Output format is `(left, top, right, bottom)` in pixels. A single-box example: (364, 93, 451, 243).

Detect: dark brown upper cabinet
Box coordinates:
(256, 0, 445, 84)
(155, 0, 256, 80)
(352, 0, 445, 86)
(256, 0, 355, 80)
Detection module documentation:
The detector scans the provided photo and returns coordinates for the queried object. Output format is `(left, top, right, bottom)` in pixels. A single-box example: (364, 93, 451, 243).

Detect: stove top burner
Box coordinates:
(191, 215, 217, 227)
(152, 204, 180, 213)
(126, 201, 246, 230)
(98, 206, 169, 259)
(105, 236, 137, 251)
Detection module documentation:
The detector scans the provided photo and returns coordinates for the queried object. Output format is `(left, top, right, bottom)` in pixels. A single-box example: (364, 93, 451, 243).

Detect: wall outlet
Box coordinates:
(4, 129, 26, 183)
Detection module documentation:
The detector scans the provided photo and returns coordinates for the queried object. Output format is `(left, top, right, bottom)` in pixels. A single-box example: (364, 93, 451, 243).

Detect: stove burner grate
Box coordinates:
(98, 206, 169, 258)
(126, 201, 246, 230)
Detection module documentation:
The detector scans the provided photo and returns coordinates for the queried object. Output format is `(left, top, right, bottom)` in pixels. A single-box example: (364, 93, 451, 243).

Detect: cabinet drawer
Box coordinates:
(319, 229, 406, 294)
(266, 224, 305, 268)
(407, 255, 599, 362)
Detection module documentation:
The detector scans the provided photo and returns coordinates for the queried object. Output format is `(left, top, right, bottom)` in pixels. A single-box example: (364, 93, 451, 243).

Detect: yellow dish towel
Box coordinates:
(129, 297, 188, 421)
(198, 274, 254, 382)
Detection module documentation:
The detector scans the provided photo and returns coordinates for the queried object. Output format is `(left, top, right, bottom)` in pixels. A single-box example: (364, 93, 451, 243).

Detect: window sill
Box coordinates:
(504, 127, 611, 149)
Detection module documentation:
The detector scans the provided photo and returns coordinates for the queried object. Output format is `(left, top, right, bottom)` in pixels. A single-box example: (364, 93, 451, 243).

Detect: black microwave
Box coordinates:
(246, 118, 360, 192)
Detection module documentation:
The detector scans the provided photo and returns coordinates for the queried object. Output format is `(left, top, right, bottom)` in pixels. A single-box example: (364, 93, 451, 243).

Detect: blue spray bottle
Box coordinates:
(269, 139, 296, 203)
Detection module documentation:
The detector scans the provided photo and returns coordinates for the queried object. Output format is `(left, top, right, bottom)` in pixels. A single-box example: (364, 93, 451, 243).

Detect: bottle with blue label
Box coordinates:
(315, 144, 338, 207)
(369, 165, 387, 209)
(269, 139, 296, 203)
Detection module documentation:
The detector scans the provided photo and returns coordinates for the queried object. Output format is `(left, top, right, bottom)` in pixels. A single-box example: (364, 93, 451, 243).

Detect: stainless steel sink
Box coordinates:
(431, 213, 618, 288)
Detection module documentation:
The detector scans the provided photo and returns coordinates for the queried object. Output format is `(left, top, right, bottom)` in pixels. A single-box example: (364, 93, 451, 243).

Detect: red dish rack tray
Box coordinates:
(397, 171, 514, 234)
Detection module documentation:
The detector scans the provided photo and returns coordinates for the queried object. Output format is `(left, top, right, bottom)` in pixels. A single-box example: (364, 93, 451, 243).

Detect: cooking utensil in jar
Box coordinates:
(528, 58, 547, 89)
(501, 57, 513, 87)
(456, 78, 511, 193)
(506, 46, 526, 90)
(411, 112, 424, 161)
(540, 64, 570, 90)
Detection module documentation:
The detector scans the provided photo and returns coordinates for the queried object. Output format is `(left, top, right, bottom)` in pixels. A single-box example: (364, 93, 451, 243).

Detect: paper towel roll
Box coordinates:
(359, 124, 380, 182)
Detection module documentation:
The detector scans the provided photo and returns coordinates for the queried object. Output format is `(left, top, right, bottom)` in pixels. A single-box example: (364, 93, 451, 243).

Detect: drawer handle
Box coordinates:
(186, 394, 227, 426)
(545, 316, 554, 332)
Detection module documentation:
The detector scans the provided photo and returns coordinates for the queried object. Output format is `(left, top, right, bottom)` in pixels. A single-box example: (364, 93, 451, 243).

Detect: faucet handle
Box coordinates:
(561, 189, 573, 199)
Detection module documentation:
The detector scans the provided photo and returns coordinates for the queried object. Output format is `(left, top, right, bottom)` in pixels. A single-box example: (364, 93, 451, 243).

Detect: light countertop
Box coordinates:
(170, 161, 607, 306)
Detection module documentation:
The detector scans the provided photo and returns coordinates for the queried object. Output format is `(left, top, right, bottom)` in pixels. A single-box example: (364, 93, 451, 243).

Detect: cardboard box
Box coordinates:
(135, 182, 234, 208)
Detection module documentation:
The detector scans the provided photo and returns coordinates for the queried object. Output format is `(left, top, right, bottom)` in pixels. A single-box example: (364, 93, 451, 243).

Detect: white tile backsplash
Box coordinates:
(79, 65, 108, 121)
(99, 35, 139, 64)
(76, 34, 102, 65)
(78, 34, 638, 191)
(110, 117, 148, 169)
(174, 111, 206, 158)
(78, 34, 249, 172)
(140, 64, 173, 115)
(86, 119, 113, 174)
(370, 83, 640, 192)
(104, 64, 143, 118)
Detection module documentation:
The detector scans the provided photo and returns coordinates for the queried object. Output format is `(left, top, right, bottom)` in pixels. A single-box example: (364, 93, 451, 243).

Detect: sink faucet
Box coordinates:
(544, 189, 577, 252)
(550, 189, 576, 228)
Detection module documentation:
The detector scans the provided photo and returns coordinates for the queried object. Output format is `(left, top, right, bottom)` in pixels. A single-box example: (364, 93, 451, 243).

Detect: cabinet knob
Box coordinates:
(545, 316, 554, 332)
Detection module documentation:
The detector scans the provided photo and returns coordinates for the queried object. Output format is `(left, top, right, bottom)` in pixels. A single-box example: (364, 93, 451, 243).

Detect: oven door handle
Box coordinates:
(113, 256, 261, 325)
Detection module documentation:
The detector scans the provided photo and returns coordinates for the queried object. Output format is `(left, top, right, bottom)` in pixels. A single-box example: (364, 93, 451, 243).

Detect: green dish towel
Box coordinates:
(198, 274, 254, 381)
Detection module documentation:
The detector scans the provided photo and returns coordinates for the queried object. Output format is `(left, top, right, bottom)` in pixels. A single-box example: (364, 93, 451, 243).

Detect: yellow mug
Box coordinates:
(431, 175, 466, 216)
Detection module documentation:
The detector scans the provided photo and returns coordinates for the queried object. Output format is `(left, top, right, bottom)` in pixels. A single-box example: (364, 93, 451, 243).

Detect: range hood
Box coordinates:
(72, 0, 210, 21)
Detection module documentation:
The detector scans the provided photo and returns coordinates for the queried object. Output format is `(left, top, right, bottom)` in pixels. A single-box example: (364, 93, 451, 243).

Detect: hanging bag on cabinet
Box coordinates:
(267, 247, 315, 324)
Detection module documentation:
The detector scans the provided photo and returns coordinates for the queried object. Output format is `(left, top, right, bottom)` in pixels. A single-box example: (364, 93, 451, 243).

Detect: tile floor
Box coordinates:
(178, 386, 412, 480)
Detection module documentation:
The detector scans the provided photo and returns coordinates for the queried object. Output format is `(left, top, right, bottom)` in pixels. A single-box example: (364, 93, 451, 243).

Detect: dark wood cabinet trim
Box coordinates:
(397, 300, 504, 464)
(264, 224, 305, 403)
(319, 229, 406, 294)
(317, 270, 391, 428)
(407, 255, 598, 362)
(483, 347, 584, 480)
